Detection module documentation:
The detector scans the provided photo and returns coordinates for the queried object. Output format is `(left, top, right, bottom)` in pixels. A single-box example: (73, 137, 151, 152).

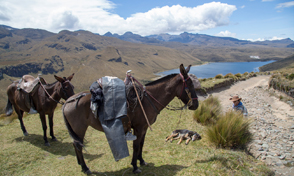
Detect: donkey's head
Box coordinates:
(177, 64, 199, 110)
(54, 73, 75, 100)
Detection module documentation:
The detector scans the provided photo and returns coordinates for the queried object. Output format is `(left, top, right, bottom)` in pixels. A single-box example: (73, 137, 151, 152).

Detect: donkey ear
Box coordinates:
(54, 75, 65, 83)
(186, 65, 191, 73)
(180, 64, 185, 75)
(180, 64, 190, 76)
(67, 73, 74, 81)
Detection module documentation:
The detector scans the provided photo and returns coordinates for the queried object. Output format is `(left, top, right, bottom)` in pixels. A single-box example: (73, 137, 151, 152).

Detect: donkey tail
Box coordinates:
(62, 102, 84, 148)
(5, 99, 13, 116)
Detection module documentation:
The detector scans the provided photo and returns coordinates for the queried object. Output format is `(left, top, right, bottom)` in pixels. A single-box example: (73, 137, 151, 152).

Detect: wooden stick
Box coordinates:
(130, 76, 152, 131)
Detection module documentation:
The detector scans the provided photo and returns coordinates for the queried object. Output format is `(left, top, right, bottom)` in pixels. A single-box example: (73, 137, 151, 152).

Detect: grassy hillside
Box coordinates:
(0, 100, 273, 176)
(259, 54, 294, 72)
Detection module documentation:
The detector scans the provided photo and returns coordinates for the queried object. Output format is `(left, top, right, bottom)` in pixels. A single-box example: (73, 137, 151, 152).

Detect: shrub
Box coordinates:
(243, 72, 249, 76)
(215, 74, 223, 79)
(206, 110, 252, 149)
(193, 95, 221, 125)
(224, 73, 234, 78)
(235, 73, 242, 78)
(287, 73, 294, 80)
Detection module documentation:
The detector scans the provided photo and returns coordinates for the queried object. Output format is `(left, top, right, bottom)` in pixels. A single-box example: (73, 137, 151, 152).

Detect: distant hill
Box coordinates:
(259, 54, 294, 72)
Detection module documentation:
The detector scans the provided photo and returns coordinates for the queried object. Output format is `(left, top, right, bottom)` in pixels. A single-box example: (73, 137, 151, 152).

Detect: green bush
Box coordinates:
(287, 73, 294, 80)
(215, 74, 223, 79)
(193, 95, 221, 125)
(243, 72, 249, 76)
(224, 73, 234, 78)
(235, 73, 242, 78)
(206, 110, 252, 149)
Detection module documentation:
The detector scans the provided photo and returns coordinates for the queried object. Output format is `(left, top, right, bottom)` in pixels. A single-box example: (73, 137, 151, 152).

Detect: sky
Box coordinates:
(0, 0, 293, 41)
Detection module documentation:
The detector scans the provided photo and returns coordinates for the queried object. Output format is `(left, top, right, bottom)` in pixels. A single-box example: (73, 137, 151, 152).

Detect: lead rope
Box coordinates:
(39, 78, 64, 105)
(129, 75, 152, 131)
(128, 75, 189, 111)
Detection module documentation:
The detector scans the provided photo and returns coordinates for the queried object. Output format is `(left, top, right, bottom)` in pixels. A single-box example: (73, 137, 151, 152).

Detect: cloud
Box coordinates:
(276, 1, 294, 8)
(247, 36, 285, 42)
(0, 0, 237, 36)
(262, 0, 274, 2)
(124, 2, 237, 35)
(0, 5, 10, 21)
(215, 30, 236, 38)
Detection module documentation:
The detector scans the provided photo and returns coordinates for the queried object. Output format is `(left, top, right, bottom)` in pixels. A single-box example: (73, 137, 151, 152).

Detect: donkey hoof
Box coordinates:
(85, 169, 92, 175)
(23, 132, 29, 136)
(133, 168, 142, 174)
(140, 161, 148, 166)
(45, 142, 50, 147)
(51, 137, 57, 142)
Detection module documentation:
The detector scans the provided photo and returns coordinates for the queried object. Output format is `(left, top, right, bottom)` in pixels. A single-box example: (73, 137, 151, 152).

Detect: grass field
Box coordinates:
(0, 100, 273, 176)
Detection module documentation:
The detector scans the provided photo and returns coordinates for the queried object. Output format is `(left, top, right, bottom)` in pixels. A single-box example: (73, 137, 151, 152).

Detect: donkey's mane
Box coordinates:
(145, 74, 178, 86)
(44, 81, 58, 88)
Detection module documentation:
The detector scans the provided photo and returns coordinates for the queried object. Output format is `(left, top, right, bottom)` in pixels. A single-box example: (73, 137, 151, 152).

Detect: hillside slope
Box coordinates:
(259, 54, 294, 72)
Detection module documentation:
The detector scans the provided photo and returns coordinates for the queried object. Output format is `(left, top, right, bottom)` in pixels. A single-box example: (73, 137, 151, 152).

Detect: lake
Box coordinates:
(157, 60, 275, 79)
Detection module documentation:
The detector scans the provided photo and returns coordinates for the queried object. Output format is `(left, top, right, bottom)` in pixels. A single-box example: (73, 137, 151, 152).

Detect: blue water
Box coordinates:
(157, 60, 275, 79)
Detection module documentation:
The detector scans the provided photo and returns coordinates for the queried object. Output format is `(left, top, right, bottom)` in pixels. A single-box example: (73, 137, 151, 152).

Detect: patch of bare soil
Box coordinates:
(200, 75, 294, 176)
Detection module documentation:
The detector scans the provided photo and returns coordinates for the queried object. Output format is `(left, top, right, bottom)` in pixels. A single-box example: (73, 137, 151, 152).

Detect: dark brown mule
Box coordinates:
(62, 64, 198, 174)
(5, 74, 75, 146)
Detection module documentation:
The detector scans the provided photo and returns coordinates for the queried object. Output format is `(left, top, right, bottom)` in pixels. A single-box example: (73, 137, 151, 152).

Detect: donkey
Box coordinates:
(5, 74, 75, 146)
(62, 64, 198, 174)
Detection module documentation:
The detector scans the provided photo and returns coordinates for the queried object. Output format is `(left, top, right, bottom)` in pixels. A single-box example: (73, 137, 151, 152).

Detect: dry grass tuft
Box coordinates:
(193, 95, 221, 125)
(206, 110, 253, 149)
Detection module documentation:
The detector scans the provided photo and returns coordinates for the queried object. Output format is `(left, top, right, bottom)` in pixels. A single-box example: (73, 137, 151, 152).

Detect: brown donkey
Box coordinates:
(62, 64, 198, 174)
(5, 74, 75, 146)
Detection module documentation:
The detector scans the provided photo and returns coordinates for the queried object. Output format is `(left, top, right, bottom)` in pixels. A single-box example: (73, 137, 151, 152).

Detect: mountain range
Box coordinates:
(105, 31, 294, 48)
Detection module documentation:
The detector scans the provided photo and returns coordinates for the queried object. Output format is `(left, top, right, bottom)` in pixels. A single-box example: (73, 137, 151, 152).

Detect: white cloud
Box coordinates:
(0, 0, 237, 36)
(276, 1, 294, 8)
(247, 36, 285, 42)
(240, 5, 245, 9)
(262, 0, 274, 2)
(215, 30, 236, 38)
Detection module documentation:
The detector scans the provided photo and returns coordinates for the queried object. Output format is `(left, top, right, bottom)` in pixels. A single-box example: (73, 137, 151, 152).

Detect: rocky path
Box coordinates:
(204, 75, 294, 176)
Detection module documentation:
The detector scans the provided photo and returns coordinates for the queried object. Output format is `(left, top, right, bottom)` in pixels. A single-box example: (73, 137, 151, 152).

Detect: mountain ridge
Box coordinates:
(104, 31, 294, 48)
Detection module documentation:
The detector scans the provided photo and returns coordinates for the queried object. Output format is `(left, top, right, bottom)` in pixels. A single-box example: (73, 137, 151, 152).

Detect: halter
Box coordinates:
(179, 73, 198, 107)
(39, 79, 73, 105)
(127, 73, 197, 111)
(61, 80, 75, 100)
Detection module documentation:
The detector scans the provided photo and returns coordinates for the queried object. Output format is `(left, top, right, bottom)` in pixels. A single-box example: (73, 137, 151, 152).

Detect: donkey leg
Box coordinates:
(39, 113, 49, 146)
(48, 113, 57, 141)
(131, 129, 148, 174)
(138, 133, 148, 166)
(73, 141, 91, 174)
(16, 109, 28, 136)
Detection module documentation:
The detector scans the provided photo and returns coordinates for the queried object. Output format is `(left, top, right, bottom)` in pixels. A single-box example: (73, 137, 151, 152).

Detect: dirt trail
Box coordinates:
(199, 75, 294, 176)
